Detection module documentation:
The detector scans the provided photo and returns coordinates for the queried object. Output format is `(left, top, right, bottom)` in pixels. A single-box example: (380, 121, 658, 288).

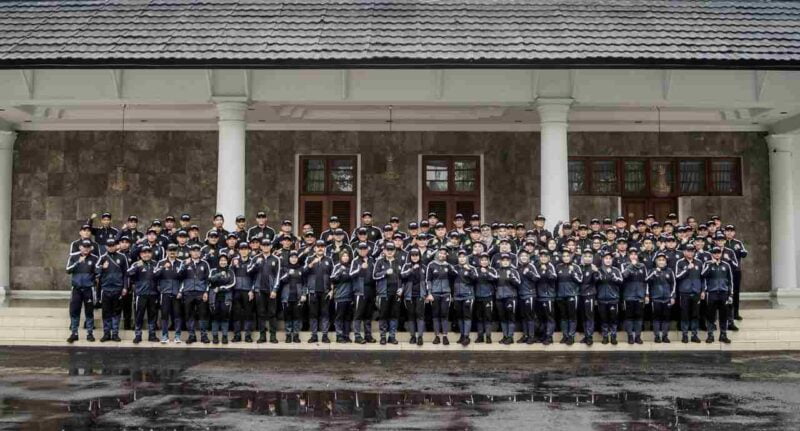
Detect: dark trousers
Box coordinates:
(334, 300, 353, 337)
(307, 292, 331, 335)
(183, 292, 209, 336)
(209, 290, 232, 336)
(160, 292, 183, 338)
(679, 292, 701, 336)
(69, 286, 95, 334)
(475, 298, 493, 336)
(536, 300, 556, 338)
(283, 301, 302, 335)
(731, 270, 742, 321)
(557, 296, 578, 337)
(353, 294, 374, 337)
(623, 300, 644, 336)
(100, 289, 122, 336)
(598, 301, 618, 337)
(405, 297, 426, 337)
(431, 295, 451, 335)
(496, 297, 516, 338)
(520, 297, 536, 337)
(377, 295, 401, 337)
(134, 294, 158, 337)
(254, 291, 278, 333)
(121, 290, 133, 329)
(231, 290, 253, 335)
(580, 296, 595, 337)
(454, 298, 473, 337)
(651, 300, 671, 336)
(706, 292, 729, 336)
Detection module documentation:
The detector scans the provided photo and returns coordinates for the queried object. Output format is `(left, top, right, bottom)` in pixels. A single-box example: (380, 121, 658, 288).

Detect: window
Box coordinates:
(591, 160, 618, 195)
(422, 155, 481, 228)
(710, 158, 741, 195)
(650, 160, 675, 197)
(299, 156, 357, 235)
(679, 160, 706, 194)
(568, 160, 586, 194)
(623, 160, 647, 195)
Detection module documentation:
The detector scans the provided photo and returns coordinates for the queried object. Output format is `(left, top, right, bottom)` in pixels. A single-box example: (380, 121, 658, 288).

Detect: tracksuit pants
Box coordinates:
(377, 295, 401, 338)
(334, 300, 354, 338)
(254, 291, 278, 334)
(520, 297, 536, 339)
(580, 296, 595, 338)
(69, 285, 95, 335)
(598, 301, 618, 337)
(536, 300, 556, 339)
(404, 297, 426, 338)
(679, 292, 701, 336)
(557, 296, 578, 338)
(160, 292, 182, 338)
(353, 294, 374, 339)
(231, 290, 254, 335)
(134, 294, 158, 337)
(623, 300, 644, 337)
(283, 301, 302, 336)
(454, 298, 473, 339)
(431, 295, 451, 336)
(496, 297, 516, 338)
(183, 292, 209, 337)
(651, 300, 672, 337)
(475, 298, 493, 337)
(706, 292, 729, 337)
(100, 289, 123, 337)
(209, 290, 232, 337)
(307, 292, 332, 336)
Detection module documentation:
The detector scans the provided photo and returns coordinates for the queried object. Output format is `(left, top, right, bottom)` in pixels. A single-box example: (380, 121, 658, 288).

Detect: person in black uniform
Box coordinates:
(127, 246, 159, 344)
(724, 224, 747, 323)
(86, 212, 119, 255)
(373, 243, 404, 344)
(247, 211, 277, 243)
(675, 244, 703, 343)
(517, 250, 540, 345)
(208, 254, 235, 344)
(303, 240, 334, 343)
(578, 248, 598, 346)
(278, 250, 304, 343)
(230, 242, 255, 343)
(154, 244, 183, 343)
(426, 248, 454, 345)
(96, 238, 128, 343)
(702, 246, 734, 344)
(351, 242, 376, 344)
(116, 215, 144, 244)
(621, 248, 647, 345)
(352, 211, 382, 243)
(65, 240, 98, 343)
(596, 251, 622, 345)
(647, 253, 676, 343)
(331, 250, 355, 343)
(251, 238, 282, 344)
(401, 249, 428, 346)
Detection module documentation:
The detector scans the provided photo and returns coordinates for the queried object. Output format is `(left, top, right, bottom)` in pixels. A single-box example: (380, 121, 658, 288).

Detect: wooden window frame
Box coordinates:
(707, 157, 743, 196)
(299, 155, 358, 196)
(422, 155, 481, 198)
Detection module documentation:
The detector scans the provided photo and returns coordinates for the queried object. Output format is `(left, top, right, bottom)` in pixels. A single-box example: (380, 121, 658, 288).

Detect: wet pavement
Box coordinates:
(0, 348, 799, 430)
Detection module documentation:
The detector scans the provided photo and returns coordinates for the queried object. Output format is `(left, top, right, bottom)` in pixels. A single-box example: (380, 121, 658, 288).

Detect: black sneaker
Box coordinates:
(611, 335, 618, 345)
(417, 336, 424, 346)
(186, 335, 197, 345)
(86, 333, 95, 342)
(354, 335, 365, 344)
(542, 337, 552, 346)
(222, 336, 229, 344)
(517, 335, 528, 344)
(232, 334, 242, 343)
(200, 335, 210, 344)
(635, 335, 643, 345)
(735, 315, 743, 321)
(728, 323, 739, 331)
(526, 336, 536, 345)
(343, 336, 352, 343)
(336, 335, 344, 343)
(432, 336, 441, 345)
(566, 337, 574, 346)
(662, 335, 671, 343)
(719, 334, 731, 344)
(654, 335, 662, 343)
(706, 334, 715, 343)
(409, 335, 417, 344)
(627, 335, 635, 345)
(380, 336, 387, 345)
(691, 335, 702, 343)
(270, 332, 279, 344)
(586, 337, 593, 346)
(485, 334, 492, 344)
(133, 335, 142, 344)
(100, 334, 111, 343)
(285, 335, 292, 343)
(388, 336, 398, 345)
(244, 334, 253, 343)
(559, 336, 567, 344)
(321, 334, 331, 343)
(112, 334, 122, 342)
(66, 333, 78, 343)
(292, 334, 301, 343)
(475, 334, 485, 343)
(442, 336, 450, 346)
(212, 335, 219, 344)
(257, 332, 267, 344)
(601, 336, 609, 345)
(148, 334, 158, 343)
(308, 334, 318, 343)
(682, 335, 689, 344)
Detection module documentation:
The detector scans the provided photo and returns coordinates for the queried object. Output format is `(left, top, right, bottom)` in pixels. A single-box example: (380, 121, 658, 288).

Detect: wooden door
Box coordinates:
(622, 198, 677, 222)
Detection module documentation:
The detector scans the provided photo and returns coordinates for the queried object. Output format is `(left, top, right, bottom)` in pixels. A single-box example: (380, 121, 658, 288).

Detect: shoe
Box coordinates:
(232, 334, 242, 343)
(518, 335, 528, 344)
(321, 334, 331, 343)
(133, 335, 142, 344)
(729, 323, 739, 331)
(682, 335, 689, 344)
(635, 335, 643, 345)
(611, 335, 618, 345)
(67, 333, 78, 343)
(285, 335, 292, 343)
(417, 336, 424, 346)
(292, 334, 301, 343)
(308, 334, 318, 343)
(432, 336, 441, 345)
(627, 335, 635, 345)
(186, 335, 197, 345)
(222, 336, 228, 344)
(343, 336, 352, 343)
(200, 335, 210, 344)
(586, 337, 593, 346)
(601, 336, 609, 345)
(461, 337, 470, 347)
(86, 333, 95, 342)
(100, 334, 111, 343)
(365, 336, 377, 344)
(244, 334, 253, 343)
(388, 336, 398, 345)
(735, 315, 743, 321)
(565, 337, 574, 346)
(719, 334, 731, 344)
(173, 336, 181, 344)
(336, 335, 344, 343)
(442, 336, 450, 346)
(559, 336, 567, 344)
(691, 335, 701, 343)
(662, 335, 671, 343)
(257, 332, 267, 344)
(161, 336, 169, 344)
(485, 334, 492, 344)
(355, 335, 365, 344)
(542, 337, 552, 346)
(270, 333, 279, 344)
(706, 334, 715, 343)
(380, 336, 387, 345)
(212, 335, 219, 344)
(148, 334, 158, 343)
(654, 335, 662, 343)
(409, 335, 417, 344)
(112, 334, 122, 342)
(475, 334, 485, 343)
(526, 337, 536, 345)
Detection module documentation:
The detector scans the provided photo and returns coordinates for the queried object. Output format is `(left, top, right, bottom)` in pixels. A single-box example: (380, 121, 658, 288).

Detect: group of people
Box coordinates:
(66, 209, 746, 347)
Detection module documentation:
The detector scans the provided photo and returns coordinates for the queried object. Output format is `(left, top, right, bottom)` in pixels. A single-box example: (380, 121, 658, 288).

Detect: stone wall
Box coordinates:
(10, 130, 768, 292)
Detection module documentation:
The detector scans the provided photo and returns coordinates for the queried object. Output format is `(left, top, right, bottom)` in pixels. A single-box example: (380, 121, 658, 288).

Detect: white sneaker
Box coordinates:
(174, 336, 182, 344)
(161, 336, 169, 344)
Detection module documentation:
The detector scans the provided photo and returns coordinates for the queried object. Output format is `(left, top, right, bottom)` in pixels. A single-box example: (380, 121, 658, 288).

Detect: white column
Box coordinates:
(537, 98, 572, 226)
(216, 101, 248, 232)
(0, 130, 16, 296)
(767, 134, 800, 297)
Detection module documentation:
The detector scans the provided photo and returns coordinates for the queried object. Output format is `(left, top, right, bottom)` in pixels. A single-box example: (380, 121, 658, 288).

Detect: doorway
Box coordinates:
(622, 198, 677, 222)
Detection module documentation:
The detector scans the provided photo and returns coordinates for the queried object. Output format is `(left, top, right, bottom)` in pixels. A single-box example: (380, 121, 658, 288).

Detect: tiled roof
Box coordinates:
(1, 0, 799, 67)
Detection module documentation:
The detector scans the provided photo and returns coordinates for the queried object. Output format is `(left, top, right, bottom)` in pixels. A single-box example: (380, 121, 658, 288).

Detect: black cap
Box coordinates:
(382, 224, 393, 232)
(393, 233, 404, 240)
(101, 212, 112, 219)
(714, 232, 726, 240)
(79, 239, 93, 247)
(710, 215, 721, 220)
(256, 211, 267, 218)
(128, 215, 138, 222)
(189, 224, 199, 230)
(189, 243, 201, 250)
(616, 216, 626, 222)
(140, 245, 152, 253)
(409, 248, 420, 255)
(603, 218, 612, 224)
(165, 215, 175, 222)
(590, 218, 600, 224)
(629, 246, 639, 253)
(177, 230, 188, 237)
(146, 228, 157, 235)
(315, 239, 326, 246)
(226, 233, 238, 239)
(151, 219, 162, 226)
(236, 215, 246, 222)
(357, 242, 369, 249)
(725, 224, 736, 231)
(329, 215, 339, 222)
(213, 212, 224, 219)
(600, 251, 612, 258)
(282, 220, 292, 226)
(427, 212, 438, 218)
(448, 231, 460, 238)
(288, 250, 299, 258)
(167, 243, 178, 251)
(454, 213, 464, 220)
(668, 213, 678, 219)
(470, 214, 481, 221)
(535, 214, 545, 221)
(80, 224, 91, 230)
(499, 238, 510, 244)
(408, 222, 419, 229)
(698, 224, 708, 230)
(516, 223, 525, 229)
(655, 252, 667, 260)
(362, 211, 373, 217)
(435, 222, 445, 229)
(238, 241, 249, 248)
(181, 213, 191, 221)
(261, 238, 272, 246)
(357, 227, 368, 235)
(105, 238, 117, 246)
(582, 247, 594, 255)
(684, 244, 696, 251)
(119, 236, 131, 242)
(646, 214, 655, 219)
(711, 246, 722, 253)
(500, 252, 511, 260)
(390, 216, 400, 223)
(333, 228, 345, 235)
(280, 234, 293, 242)
(480, 252, 490, 259)
(385, 243, 396, 251)
(207, 230, 219, 238)
(420, 220, 430, 227)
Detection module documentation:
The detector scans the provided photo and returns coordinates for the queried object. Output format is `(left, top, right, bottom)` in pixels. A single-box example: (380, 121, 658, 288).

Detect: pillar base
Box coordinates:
(773, 288, 800, 298)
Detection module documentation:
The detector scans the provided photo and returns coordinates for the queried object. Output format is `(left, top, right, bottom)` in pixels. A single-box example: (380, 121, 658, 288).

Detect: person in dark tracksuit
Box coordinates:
(250, 238, 282, 343)
(647, 253, 676, 343)
(621, 248, 647, 345)
(425, 248, 455, 345)
(351, 243, 377, 344)
(208, 254, 235, 344)
(702, 246, 734, 344)
(452, 251, 478, 346)
(179, 244, 211, 344)
(230, 243, 255, 343)
(534, 252, 557, 345)
(401, 249, 428, 346)
(516, 250, 540, 345)
(87, 212, 120, 255)
(66, 240, 98, 343)
(126, 246, 159, 344)
(154, 244, 183, 343)
(724, 225, 747, 322)
(95, 239, 128, 343)
(675, 244, 704, 343)
(578, 248, 597, 346)
(304, 240, 334, 343)
(331, 250, 355, 343)
(373, 243, 404, 344)
(474, 253, 497, 343)
(278, 251, 304, 343)
(555, 249, 583, 345)
(495, 253, 520, 345)
(116, 236, 135, 330)
(596, 252, 622, 345)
